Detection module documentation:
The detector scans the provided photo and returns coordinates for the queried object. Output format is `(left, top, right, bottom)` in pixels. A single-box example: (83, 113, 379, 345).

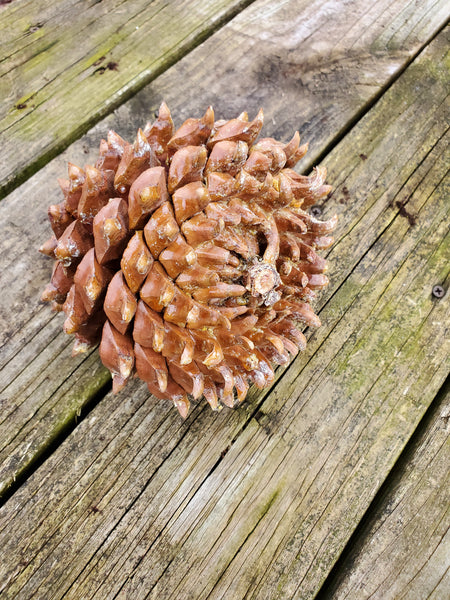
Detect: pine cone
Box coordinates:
(40, 104, 336, 418)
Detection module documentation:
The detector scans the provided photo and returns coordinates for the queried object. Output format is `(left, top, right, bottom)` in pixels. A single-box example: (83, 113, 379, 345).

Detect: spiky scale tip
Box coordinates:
(40, 104, 336, 418)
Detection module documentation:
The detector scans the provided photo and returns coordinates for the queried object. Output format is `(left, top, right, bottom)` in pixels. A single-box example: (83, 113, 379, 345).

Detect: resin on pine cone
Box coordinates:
(40, 103, 336, 418)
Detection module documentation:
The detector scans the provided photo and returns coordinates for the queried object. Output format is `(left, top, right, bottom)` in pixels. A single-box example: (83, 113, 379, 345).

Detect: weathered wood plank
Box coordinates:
(117, 42, 450, 596)
(0, 26, 448, 600)
(318, 382, 449, 600)
(0, 0, 448, 499)
(0, 0, 448, 198)
(0, 0, 256, 198)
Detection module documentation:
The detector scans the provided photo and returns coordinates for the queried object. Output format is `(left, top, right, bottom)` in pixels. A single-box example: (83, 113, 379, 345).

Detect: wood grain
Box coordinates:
(0, 26, 448, 600)
(0, 0, 448, 500)
(319, 382, 449, 600)
(1, 0, 448, 198)
(0, 0, 256, 198)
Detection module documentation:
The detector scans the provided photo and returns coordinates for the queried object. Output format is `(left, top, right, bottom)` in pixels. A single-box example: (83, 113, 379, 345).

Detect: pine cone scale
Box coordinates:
(40, 104, 336, 417)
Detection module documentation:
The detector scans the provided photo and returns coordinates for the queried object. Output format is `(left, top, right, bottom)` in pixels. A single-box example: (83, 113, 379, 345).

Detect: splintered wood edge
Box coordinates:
(320, 382, 450, 600)
(0, 29, 448, 599)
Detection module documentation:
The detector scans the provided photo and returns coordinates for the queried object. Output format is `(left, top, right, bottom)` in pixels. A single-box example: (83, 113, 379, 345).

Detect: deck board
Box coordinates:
(1, 0, 448, 198)
(0, 0, 256, 197)
(0, 0, 448, 499)
(319, 382, 449, 600)
(0, 25, 448, 600)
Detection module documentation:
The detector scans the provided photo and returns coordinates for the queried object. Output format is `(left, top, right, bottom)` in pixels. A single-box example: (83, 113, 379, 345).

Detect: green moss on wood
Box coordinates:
(0, 0, 258, 199)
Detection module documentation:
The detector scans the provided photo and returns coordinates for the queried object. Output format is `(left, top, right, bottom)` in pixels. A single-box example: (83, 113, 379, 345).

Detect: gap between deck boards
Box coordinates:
(1, 18, 447, 508)
(0, 0, 258, 200)
(314, 374, 450, 599)
(0, 378, 112, 506)
(0, 31, 446, 596)
(311, 16, 450, 173)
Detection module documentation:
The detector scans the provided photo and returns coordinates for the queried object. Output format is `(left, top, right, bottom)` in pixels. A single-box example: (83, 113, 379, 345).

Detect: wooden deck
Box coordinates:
(0, 1, 448, 598)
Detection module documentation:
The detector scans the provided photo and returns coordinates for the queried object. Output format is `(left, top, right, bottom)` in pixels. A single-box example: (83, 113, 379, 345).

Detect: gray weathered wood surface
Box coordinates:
(1, 0, 448, 500)
(320, 382, 449, 600)
(0, 0, 448, 598)
(0, 0, 255, 197)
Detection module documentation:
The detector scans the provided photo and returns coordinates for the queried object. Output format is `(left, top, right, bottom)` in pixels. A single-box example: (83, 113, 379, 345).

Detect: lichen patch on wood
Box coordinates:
(0, 0, 258, 198)
(0, 20, 448, 600)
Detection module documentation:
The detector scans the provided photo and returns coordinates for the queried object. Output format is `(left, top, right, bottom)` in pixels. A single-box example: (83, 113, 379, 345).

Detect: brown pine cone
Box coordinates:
(40, 104, 336, 418)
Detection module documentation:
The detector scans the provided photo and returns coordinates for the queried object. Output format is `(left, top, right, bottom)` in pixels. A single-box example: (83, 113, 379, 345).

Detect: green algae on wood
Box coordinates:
(0, 349, 110, 499)
(1, 0, 450, 200)
(1, 0, 449, 504)
(320, 382, 450, 600)
(0, 0, 257, 199)
(0, 24, 448, 600)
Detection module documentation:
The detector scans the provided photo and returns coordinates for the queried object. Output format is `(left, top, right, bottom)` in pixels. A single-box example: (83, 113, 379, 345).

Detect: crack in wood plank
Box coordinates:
(0, 0, 258, 198)
(316, 379, 449, 600)
(1, 0, 449, 505)
(0, 23, 448, 600)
